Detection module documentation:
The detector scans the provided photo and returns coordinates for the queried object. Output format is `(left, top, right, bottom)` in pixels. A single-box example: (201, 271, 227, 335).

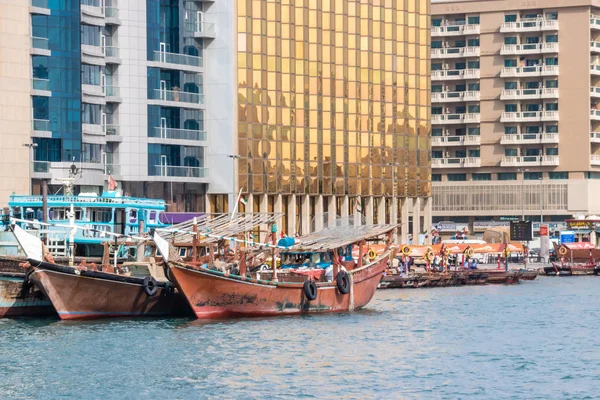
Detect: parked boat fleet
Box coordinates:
(0, 191, 593, 321)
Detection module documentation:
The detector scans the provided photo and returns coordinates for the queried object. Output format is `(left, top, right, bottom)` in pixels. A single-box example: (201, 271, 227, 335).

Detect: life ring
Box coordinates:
(303, 280, 317, 301)
(401, 245, 411, 256)
(368, 249, 377, 261)
(464, 248, 474, 258)
(425, 248, 434, 263)
(260, 264, 270, 271)
(558, 246, 567, 256)
(143, 276, 158, 297)
(336, 271, 351, 294)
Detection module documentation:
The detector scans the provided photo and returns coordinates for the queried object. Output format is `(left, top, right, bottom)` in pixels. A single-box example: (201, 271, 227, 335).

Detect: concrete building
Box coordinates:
(4, 0, 431, 239)
(431, 0, 600, 236)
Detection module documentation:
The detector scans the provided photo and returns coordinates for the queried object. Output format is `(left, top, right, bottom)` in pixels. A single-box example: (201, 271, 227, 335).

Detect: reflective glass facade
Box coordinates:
(237, 0, 431, 197)
(32, 1, 82, 162)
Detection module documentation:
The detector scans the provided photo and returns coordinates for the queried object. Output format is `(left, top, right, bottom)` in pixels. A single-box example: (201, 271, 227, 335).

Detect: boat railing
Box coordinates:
(9, 195, 165, 207)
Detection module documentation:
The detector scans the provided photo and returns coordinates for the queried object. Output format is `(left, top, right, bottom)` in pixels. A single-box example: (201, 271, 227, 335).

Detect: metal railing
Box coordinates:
(500, 88, 558, 99)
(104, 7, 118, 18)
(500, 133, 558, 144)
(431, 157, 480, 168)
(185, 21, 216, 35)
(105, 125, 119, 135)
(153, 165, 208, 178)
(500, 65, 559, 77)
(33, 119, 50, 131)
(431, 46, 480, 58)
(431, 135, 480, 146)
(501, 156, 558, 166)
(431, 91, 480, 102)
(500, 19, 558, 32)
(31, 36, 49, 50)
(32, 78, 50, 91)
(431, 24, 480, 36)
(152, 51, 202, 68)
(431, 69, 480, 80)
(151, 127, 207, 141)
(151, 89, 204, 104)
(31, 0, 48, 8)
(431, 113, 480, 123)
(501, 43, 558, 54)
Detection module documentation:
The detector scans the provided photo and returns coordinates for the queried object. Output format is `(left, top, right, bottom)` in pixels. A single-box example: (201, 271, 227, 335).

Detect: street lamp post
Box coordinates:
(517, 168, 529, 221)
(539, 177, 543, 224)
(23, 143, 38, 195)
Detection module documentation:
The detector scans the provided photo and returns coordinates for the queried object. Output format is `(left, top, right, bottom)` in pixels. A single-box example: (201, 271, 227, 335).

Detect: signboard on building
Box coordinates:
(473, 221, 510, 232)
(436, 221, 456, 233)
(510, 221, 533, 241)
(567, 220, 592, 230)
(560, 231, 575, 244)
(539, 225, 549, 237)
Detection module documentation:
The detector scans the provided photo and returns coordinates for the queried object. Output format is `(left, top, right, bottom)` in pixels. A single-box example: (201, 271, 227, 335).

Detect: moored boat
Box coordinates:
(520, 269, 539, 280)
(160, 224, 396, 319)
(0, 270, 53, 317)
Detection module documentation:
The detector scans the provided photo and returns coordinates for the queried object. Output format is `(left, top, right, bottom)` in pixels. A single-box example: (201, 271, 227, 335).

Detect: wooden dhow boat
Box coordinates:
(157, 224, 396, 319)
(12, 224, 188, 320)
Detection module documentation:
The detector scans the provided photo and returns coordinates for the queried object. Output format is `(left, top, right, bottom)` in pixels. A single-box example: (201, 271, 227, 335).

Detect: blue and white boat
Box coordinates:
(3, 191, 167, 257)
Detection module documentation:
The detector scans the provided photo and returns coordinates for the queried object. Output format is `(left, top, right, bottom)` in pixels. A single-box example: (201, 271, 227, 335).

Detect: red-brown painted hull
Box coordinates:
(0, 274, 54, 318)
(31, 268, 188, 320)
(484, 270, 522, 284)
(170, 253, 389, 319)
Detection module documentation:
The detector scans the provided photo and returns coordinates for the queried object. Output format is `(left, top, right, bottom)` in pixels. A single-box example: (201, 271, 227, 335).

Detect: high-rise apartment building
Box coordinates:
(431, 0, 600, 235)
(3, 0, 431, 239)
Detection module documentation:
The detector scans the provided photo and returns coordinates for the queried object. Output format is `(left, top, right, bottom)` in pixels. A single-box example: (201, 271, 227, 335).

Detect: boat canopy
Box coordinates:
(288, 224, 397, 252)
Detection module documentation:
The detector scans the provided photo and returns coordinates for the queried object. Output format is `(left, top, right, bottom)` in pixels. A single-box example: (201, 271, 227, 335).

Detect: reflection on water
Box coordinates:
(2, 277, 600, 399)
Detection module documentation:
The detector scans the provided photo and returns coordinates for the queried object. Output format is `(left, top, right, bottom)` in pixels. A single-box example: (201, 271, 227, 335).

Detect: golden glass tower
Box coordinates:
(236, 0, 431, 239)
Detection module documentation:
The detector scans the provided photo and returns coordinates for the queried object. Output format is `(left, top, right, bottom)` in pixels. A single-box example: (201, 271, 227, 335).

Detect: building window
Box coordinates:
(448, 173, 467, 182)
(546, 148, 558, 156)
(81, 64, 103, 86)
(546, 35, 558, 43)
(468, 16, 480, 24)
(525, 126, 541, 134)
(524, 172, 542, 180)
(505, 126, 518, 134)
(525, 81, 540, 89)
(32, 96, 49, 120)
(82, 103, 102, 124)
(81, 24, 101, 46)
(526, 36, 541, 44)
(467, 61, 480, 69)
(468, 105, 480, 113)
(432, 107, 443, 115)
(505, 59, 517, 67)
(468, 38, 480, 47)
(32, 56, 48, 79)
(472, 173, 491, 181)
(546, 125, 558, 133)
(82, 144, 103, 163)
(505, 14, 517, 22)
(505, 81, 517, 90)
(505, 148, 517, 156)
(549, 172, 568, 180)
(468, 82, 480, 91)
(468, 149, 480, 157)
(498, 172, 517, 181)
(526, 104, 541, 112)
(546, 80, 558, 88)
(546, 12, 558, 20)
(455, 40, 466, 48)
(456, 106, 466, 113)
(432, 128, 443, 137)
(546, 103, 558, 111)
(432, 85, 443, 93)
(526, 148, 541, 156)
(505, 104, 517, 112)
(586, 172, 600, 179)
(432, 18, 442, 27)
(432, 151, 443, 159)
(432, 63, 443, 71)
(546, 57, 558, 65)
(432, 40, 443, 49)
(432, 174, 442, 182)
(468, 127, 480, 135)
(504, 37, 517, 45)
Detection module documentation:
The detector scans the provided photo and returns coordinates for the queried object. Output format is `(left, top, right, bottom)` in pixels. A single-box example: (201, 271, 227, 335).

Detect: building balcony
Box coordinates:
(31, 36, 50, 56)
(591, 132, 600, 143)
(431, 69, 480, 81)
(432, 157, 481, 169)
(150, 127, 207, 142)
(152, 165, 208, 178)
(105, 124, 122, 142)
(431, 46, 480, 59)
(591, 87, 600, 99)
(500, 133, 559, 145)
(592, 16, 600, 30)
(149, 89, 204, 109)
(431, 24, 480, 36)
(32, 78, 50, 94)
(500, 65, 559, 77)
(592, 64, 600, 76)
(32, 119, 50, 132)
(500, 43, 558, 55)
(592, 41, 600, 54)
(104, 164, 120, 177)
(592, 155, 600, 165)
(501, 155, 559, 167)
(105, 7, 121, 25)
(30, 0, 50, 12)
(500, 19, 558, 33)
(81, 44, 105, 65)
(186, 21, 216, 39)
(81, 4, 105, 26)
(431, 135, 480, 147)
(105, 46, 121, 64)
(592, 109, 600, 120)
(500, 111, 558, 122)
(150, 51, 203, 72)
(431, 91, 480, 103)
(431, 113, 480, 125)
(500, 88, 558, 100)
(104, 86, 121, 102)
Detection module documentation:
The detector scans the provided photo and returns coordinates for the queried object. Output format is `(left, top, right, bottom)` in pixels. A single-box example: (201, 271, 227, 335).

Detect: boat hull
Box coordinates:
(0, 272, 54, 317)
(30, 262, 188, 320)
(170, 254, 389, 319)
(484, 270, 521, 284)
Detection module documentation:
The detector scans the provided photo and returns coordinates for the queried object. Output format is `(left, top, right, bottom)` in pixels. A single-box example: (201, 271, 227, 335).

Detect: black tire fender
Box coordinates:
(143, 276, 158, 297)
(162, 281, 176, 296)
(336, 271, 351, 294)
(303, 280, 317, 301)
